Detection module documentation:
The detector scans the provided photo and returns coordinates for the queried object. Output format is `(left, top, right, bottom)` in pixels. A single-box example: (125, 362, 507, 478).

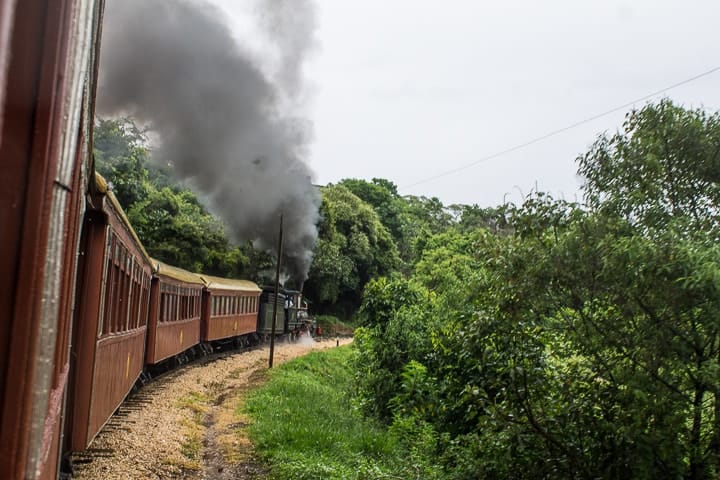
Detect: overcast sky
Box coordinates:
(209, 0, 720, 207)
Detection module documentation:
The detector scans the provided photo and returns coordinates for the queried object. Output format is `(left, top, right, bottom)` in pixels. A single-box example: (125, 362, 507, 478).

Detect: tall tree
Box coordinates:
(304, 184, 400, 317)
(578, 99, 720, 232)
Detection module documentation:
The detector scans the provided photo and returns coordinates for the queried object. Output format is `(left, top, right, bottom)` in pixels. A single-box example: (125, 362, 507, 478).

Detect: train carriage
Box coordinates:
(200, 275, 261, 342)
(65, 174, 152, 452)
(258, 287, 287, 335)
(146, 260, 204, 365)
(0, 1, 104, 478)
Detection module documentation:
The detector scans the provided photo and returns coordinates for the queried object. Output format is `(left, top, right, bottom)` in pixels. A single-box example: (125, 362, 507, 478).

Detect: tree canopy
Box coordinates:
(353, 100, 720, 479)
(304, 184, 400, 316)
(579, 99, 720, 232)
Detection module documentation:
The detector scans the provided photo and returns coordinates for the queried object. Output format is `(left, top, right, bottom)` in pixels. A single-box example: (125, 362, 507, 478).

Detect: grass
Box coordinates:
(175, 391, 209, 470)
(241, 346, 441, 480)
(315, 315, 356, 336)
(177, 390, 209, 418)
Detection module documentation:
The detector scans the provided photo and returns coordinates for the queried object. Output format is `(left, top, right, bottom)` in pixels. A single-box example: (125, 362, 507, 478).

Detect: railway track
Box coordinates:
(67, 338, 268, 475)
(68, 338, 346, 480)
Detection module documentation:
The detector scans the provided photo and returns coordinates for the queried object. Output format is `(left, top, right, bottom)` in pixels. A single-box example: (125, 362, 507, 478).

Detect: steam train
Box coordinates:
(0, 2, 308, 478)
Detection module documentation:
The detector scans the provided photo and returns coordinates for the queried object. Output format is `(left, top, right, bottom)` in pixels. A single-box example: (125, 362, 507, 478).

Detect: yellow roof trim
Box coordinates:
(200, 274, 261, 293)
(95, 172, 108, 193)
(152, 259, 204, 285)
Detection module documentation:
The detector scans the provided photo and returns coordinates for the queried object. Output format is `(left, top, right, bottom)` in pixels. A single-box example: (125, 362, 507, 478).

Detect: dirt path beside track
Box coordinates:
(72, 337, 352, 480)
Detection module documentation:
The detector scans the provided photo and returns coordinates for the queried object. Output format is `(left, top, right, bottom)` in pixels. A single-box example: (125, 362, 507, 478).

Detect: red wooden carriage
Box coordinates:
(0, 1, 103, 478)
(146, 260, 204, 365)
(65, 174, 152, 452)
(200, 275, 261, 342)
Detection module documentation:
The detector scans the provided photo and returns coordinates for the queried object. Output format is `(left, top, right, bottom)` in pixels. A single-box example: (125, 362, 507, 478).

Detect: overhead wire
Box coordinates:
(400, 64, 720, 191)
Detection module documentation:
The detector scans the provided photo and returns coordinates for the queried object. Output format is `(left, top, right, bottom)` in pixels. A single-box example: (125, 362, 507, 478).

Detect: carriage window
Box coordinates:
(101, 235, 115, 336)
(139, 272, 149, 327)
(160, 287, 166, 322)
(130, 263, 139, 329)
(100, 235, 149, 335)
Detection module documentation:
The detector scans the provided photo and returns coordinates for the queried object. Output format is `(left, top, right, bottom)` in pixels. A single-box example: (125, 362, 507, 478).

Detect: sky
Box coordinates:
(209, 0, 720, 207)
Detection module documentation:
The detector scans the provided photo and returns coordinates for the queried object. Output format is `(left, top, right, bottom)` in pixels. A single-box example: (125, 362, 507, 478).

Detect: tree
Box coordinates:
(94, 118, 152, 207)
(339, 178, 405, 241)
(353, 102, 720, 479)
(402, 194, 453, 235)
(413, 228, 489, 292)
(304, 184, 400, 317)
(578, 99, 720, 232)
(339, 178, 421, 266)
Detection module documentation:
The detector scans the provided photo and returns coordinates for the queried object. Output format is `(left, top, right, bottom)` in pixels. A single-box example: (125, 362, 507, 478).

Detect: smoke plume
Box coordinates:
(98, 0, 320, 281)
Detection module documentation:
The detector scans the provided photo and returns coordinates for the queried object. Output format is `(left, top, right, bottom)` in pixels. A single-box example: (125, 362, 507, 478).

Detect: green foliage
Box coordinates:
(94, 118, 153, 207)
(355, 277, 437, 421)
(126, 186, 249, 275)
(304, 184, 400, 316)
(413, 228, 494, 291)
(314, 315, 355, 335)
(352, 102, 720, 479)
(339, 178, 466, 268)
(579, 99, 720, 232)
(358, 276, 425, 328)
(448, 203, 511, 234)
(338, 178, 404, 240)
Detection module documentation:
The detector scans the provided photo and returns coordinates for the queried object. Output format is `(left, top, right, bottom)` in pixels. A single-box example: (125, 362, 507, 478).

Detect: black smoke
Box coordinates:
(97, 0, 320, 281)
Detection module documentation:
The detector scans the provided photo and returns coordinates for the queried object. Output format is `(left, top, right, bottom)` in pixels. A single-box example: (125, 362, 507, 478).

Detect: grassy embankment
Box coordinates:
(314, 315, 356, 336)
(242, 345, 440, 479)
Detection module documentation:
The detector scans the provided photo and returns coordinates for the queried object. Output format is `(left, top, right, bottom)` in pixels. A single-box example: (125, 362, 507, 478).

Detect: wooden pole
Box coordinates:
(269, 213, 284, 368)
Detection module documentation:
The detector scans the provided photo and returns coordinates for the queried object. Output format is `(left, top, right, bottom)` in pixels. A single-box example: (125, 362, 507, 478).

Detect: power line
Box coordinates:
(401, 64, 720, 191)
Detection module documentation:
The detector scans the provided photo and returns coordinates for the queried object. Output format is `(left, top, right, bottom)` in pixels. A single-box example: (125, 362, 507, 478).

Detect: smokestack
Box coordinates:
(97, 0, 320, 281)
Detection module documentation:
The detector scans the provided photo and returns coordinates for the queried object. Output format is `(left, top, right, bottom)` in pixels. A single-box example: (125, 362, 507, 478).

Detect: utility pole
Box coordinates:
(268, 213, 283, 369)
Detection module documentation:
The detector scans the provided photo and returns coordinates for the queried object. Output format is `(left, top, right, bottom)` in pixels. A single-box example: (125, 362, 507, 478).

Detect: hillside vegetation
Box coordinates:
(99, 100, 720, 478)
(353, 100, 720, 479)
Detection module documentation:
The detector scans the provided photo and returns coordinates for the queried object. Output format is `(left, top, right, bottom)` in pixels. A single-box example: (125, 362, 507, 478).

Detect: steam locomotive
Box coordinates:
(0, 2, 308, 478)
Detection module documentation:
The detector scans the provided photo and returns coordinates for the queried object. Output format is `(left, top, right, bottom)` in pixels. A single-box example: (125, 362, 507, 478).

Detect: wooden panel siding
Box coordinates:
(150, 318, 201, 364)
(0, 0, 102, 477)
(86, 328, 145, 446)
(66, 177, 152, 452)
(204, 313, 257, 342)
(202, 290, 260, 342)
